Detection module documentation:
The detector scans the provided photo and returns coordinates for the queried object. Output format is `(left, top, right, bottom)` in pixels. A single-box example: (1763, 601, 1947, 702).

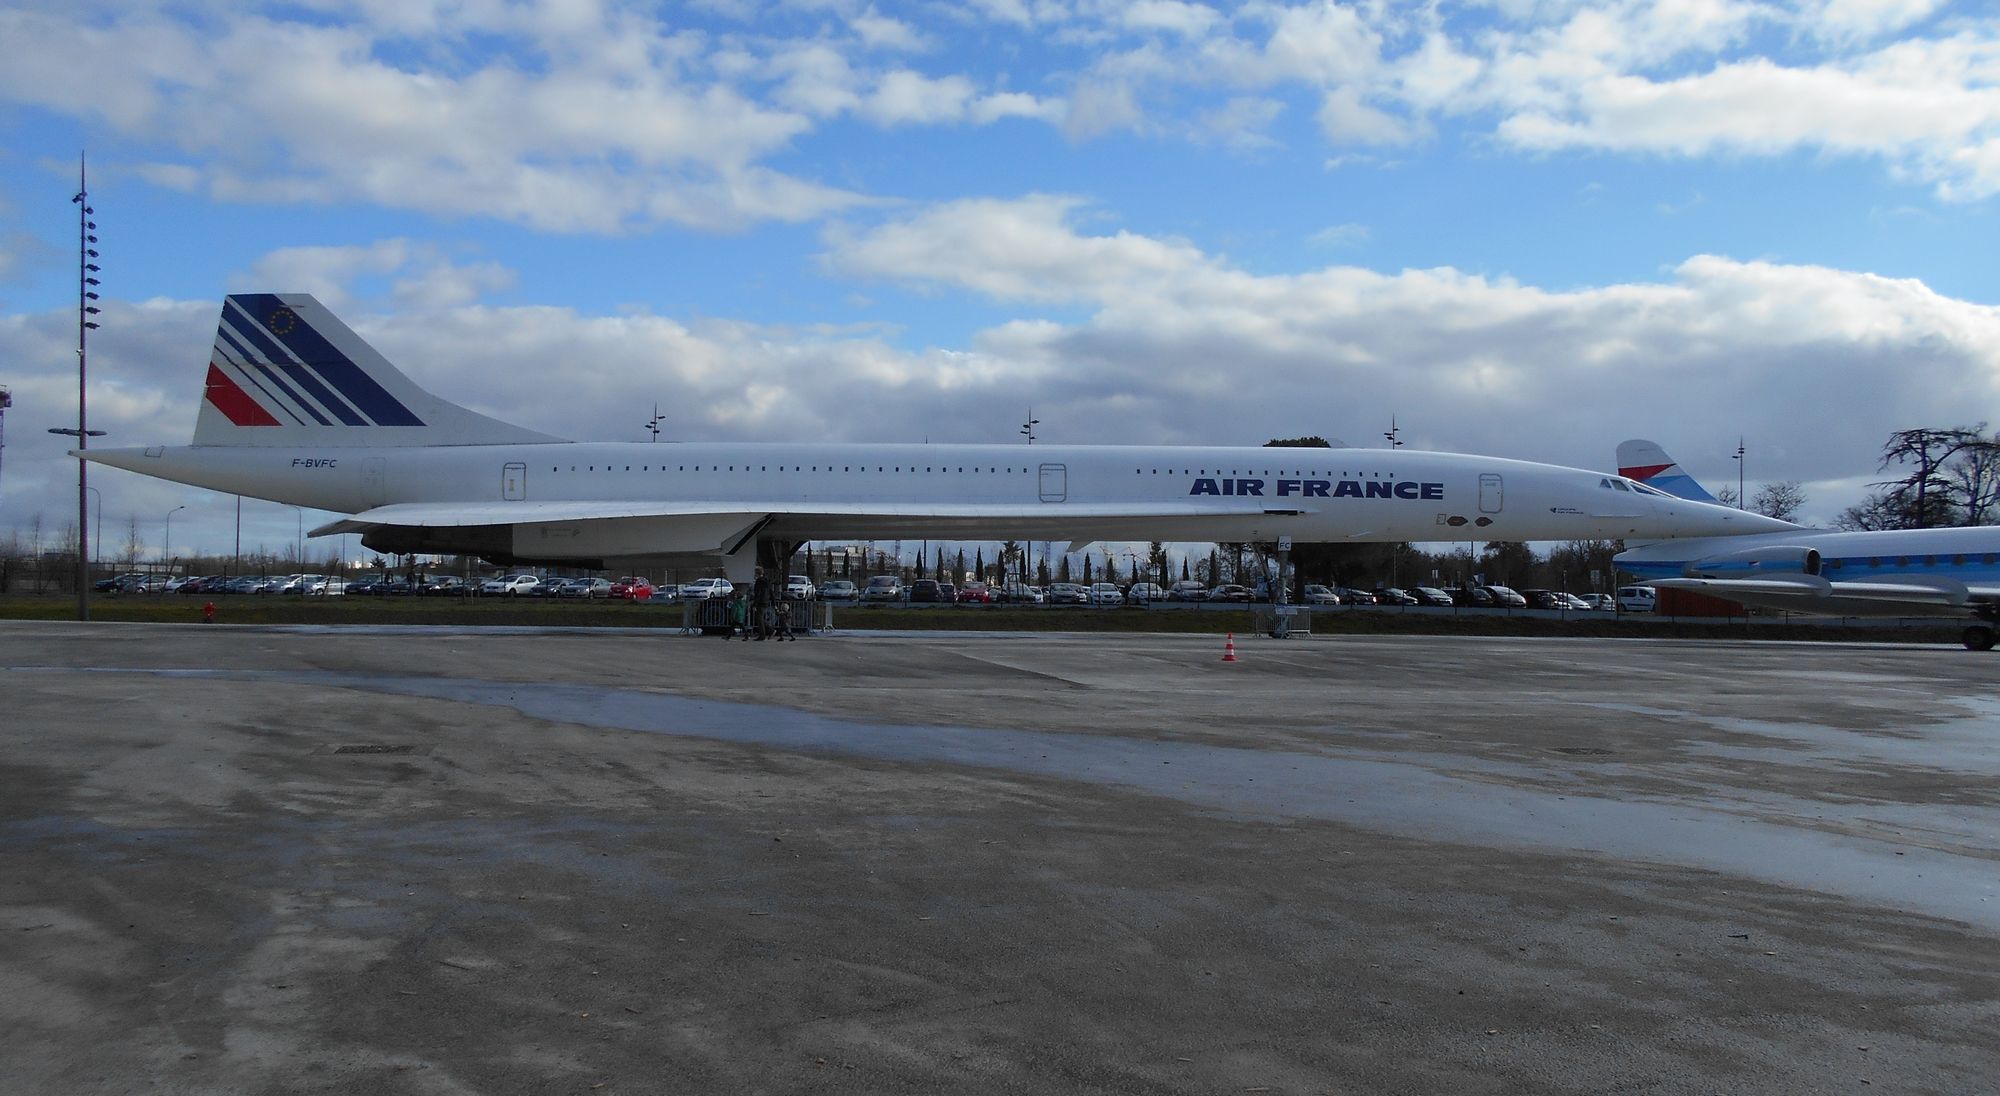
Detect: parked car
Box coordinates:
(910, 579, 948, 603)
(818, 579, 859, 601)
(1449, 587, 1497, 608)
(1555, 592, 1594, 611)
(482, 573, 542, 597)
(1301, 584, 1341, 605)
(1617, 585, 1658, 613)
(956, 581, 995, 603)
(1126, 582, 1167, 604)
(1575, 593, 1616, 611)
(1373, 587, 1420, 606)
(1336, 587, 1376, 606)
(1518, 588, 1565, 610)
(558, 577, 612, 599)
(998, 582, 1044, 604)
(1410, 586, 1455, 607)
(95, 572, 146, 593)
(1208, 584, 1252, 602)
(309, 578, 348, 596)
(608, 576, 654, 601)
(938, 582, 956, 602)
(784, 575, 815, 600)
(861, 575, 903, 602)
(680, 577, 734, 600)
(1046, 582, 1090, 604)
(1088, 582, 1124, 606)
(420, 575, 467, 597)
(277, 574, 326, 595)
(1482, 585, 1528, 608)
(1168, 580, 1210, 602)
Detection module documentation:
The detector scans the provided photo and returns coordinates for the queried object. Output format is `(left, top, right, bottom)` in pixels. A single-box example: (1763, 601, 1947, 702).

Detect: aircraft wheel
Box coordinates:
(1962, 626, 1996, 651)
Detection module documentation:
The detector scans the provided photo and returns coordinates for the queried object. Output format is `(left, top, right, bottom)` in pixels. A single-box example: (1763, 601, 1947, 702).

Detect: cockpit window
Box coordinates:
(1630, 482, 1669, 497)
(1611, 479, 1630, 491)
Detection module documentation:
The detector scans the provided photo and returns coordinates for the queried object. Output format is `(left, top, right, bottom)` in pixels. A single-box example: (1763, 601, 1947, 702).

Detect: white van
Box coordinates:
(1616, 585, 1657, 613)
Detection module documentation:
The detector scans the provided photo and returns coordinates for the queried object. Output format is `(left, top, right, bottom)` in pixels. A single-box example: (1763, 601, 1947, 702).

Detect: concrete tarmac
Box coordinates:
(2, 622, 1997, 1095)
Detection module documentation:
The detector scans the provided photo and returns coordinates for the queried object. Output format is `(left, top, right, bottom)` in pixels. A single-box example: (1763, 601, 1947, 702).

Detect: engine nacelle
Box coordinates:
(1684, 545, 1821, 579)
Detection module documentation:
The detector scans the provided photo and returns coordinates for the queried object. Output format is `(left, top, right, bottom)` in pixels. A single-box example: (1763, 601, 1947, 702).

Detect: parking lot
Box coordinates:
(4, 623, 1997, 1094)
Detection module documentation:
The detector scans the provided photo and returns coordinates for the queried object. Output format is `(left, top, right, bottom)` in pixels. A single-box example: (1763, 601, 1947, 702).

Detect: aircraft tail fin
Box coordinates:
(1616, 439, 1718, 502)
(194, 293, 564, 447)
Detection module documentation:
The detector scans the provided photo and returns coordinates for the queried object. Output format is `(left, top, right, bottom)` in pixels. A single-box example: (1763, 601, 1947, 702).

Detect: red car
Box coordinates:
(609, 576, 654, 601)
(956, 582, 995, 603)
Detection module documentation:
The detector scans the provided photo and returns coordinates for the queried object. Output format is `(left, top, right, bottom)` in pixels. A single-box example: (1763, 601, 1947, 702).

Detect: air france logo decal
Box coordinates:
(1189, 476, 1444, 499)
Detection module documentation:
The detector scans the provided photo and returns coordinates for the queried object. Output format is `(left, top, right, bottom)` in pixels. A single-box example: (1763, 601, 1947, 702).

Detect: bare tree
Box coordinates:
(1750, 481, 1808, 523)
(1875, 426, 1993, 528)
(122, 516, 142, 568)
(1945, 438, 2000, 525)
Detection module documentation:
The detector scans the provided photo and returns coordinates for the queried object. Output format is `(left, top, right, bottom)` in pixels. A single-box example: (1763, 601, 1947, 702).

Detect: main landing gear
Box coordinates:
(1962, 625, 1996, 651)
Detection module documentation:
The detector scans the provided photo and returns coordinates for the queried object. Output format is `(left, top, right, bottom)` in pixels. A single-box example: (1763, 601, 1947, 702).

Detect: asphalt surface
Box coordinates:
(3, 622, 1997, 1095)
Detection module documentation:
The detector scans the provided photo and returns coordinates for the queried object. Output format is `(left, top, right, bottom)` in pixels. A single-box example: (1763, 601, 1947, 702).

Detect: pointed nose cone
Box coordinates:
(1673, 501, 1799, 536)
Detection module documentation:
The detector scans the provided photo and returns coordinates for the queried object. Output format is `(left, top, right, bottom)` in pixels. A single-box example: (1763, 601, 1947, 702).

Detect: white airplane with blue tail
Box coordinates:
(1615, 440, 2000, 650)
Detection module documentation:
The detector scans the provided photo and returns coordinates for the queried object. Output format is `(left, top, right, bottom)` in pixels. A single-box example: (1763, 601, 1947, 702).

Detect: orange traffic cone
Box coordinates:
(1221, 632, 1238, 662)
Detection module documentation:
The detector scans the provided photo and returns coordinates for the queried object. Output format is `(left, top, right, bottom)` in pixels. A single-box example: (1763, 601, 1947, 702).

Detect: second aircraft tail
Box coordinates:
(1616, 439, 1718, 502)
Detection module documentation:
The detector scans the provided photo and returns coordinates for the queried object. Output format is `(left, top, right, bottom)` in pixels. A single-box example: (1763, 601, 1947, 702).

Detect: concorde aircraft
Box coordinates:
(1614, 440, 2000, 650)
(79, 294, 1792, 580)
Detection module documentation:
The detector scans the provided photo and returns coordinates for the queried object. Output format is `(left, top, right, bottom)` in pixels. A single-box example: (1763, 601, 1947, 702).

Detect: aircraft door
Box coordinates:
(362, 457, 387, 507)
(502, 462, 527, 501)
(1039, 463, 1067, 503)
(1479, 473, 1503, 514)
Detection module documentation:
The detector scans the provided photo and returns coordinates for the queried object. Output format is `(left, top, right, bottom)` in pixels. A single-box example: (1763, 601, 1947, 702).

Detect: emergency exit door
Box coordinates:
(502, 462, 527, 501)
(1038, 463, 1067, 503)
(1478, 473, 1503, 514)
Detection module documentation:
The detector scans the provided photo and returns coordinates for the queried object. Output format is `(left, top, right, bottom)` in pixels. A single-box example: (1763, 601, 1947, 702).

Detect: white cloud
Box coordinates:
(850, 7, 930, 51)
(822, 195, 1212, 302)
(1122, 1, 1223, 39)
(231, 240, 516, 312)
(860, 70, 977, 125)
(1317, 85, 1415, 144)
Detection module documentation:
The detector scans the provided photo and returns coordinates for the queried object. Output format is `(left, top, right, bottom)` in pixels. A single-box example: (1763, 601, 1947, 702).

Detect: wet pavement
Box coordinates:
(2, 622, 1997, 1094)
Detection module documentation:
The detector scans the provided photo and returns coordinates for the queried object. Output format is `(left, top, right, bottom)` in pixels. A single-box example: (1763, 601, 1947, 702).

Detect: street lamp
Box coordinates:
(1020, 410, 1038, 444)
(285, 505, 304, 570)
(1731, 438, 1745, 510)
(84, 487, 101, 570)
(164, 505, 186, 572)
(67, 154, 103, 618)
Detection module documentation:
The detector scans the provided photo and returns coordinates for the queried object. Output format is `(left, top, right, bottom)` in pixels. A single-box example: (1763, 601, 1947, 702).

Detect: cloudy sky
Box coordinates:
(1, 0, 1997, 559)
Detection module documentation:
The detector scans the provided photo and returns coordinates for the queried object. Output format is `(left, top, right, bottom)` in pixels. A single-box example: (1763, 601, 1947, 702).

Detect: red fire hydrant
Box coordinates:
(202, 601, 216, 624)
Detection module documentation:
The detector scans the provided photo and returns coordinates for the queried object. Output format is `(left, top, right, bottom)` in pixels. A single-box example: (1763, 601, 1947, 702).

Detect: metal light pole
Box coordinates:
(85, 486, 101, 569)
(55, 155, 104, 618)
(164, 505, 186, 572)
(1020, 411, 1038, 444)
(286, 505, 304, 569)
(1732, 438, 1745, 509)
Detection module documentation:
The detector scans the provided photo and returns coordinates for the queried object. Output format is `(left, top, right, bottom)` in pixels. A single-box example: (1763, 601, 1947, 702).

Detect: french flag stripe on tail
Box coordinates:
(204, 363, 281, 426)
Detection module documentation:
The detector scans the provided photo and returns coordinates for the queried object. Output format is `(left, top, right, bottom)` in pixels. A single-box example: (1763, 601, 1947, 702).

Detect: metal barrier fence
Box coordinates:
(1250, 605, 1312, 637)
(680, 596, 829, 636)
